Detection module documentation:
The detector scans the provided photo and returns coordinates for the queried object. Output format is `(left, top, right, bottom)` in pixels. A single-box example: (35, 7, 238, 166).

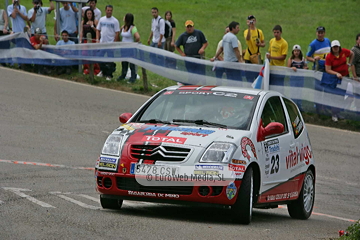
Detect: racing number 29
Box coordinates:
(270, 154, 279, 174)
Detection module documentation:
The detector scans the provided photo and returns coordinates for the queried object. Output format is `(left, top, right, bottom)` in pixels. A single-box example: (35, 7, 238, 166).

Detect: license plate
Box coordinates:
(130, 163, 178, 176)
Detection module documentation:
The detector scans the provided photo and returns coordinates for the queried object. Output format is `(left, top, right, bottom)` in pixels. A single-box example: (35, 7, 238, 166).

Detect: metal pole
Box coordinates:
(77, 2, 82, 73)
(56, 1, 60, 38)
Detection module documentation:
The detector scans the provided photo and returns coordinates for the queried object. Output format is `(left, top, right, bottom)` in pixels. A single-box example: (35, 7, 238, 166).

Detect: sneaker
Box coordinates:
(106, 76, 112, 81)
(128, 78, 136, 83)
(97, 71, 103, 77)
(332, 115, 338, 122)
(117, 74, 126, 81)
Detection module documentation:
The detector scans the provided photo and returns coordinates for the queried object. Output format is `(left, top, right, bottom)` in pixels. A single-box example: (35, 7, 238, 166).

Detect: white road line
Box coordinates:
(312, 211, 357, 223)
(77, 194, 99, 203)
(0, 159, 94, 171)
(3, 187, 55, 208)
(50, 192, 100, 210)
(278, 206, 356, 222)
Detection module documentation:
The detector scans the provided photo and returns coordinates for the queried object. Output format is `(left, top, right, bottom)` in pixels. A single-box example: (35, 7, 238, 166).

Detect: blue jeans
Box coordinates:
(150, 41, 165, 49)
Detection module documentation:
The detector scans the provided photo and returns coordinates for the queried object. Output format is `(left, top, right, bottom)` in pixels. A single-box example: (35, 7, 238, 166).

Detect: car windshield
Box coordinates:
(137, 89, 259, 130)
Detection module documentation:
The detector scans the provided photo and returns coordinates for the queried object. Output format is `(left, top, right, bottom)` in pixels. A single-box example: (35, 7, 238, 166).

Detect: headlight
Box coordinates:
(200, 142, 237, 163)
(101, 134, 123, 156)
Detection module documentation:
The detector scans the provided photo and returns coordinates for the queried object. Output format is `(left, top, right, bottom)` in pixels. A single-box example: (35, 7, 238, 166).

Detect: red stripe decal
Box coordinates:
(200, 86, 217, 91)
(177, 85, 201, 90)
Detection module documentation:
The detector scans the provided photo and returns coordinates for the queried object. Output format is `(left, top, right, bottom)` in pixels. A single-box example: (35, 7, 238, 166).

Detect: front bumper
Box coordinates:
(96, 171, 241, 206)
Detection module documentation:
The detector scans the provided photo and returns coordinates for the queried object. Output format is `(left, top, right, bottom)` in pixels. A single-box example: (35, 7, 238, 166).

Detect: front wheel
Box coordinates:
(287, 170, 315, 219)
(100, 195, 123, 210)
(231, 166, 253, 224)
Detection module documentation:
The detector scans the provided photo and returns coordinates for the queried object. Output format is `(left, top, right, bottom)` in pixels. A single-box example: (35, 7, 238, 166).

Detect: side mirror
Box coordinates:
(257, 119, 284, 142)
(119, 113, 133, 123)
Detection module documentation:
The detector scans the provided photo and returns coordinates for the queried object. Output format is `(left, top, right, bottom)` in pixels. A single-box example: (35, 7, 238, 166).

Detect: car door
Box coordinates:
(258, 96, 295, 196)
(282, 97, 312, 178)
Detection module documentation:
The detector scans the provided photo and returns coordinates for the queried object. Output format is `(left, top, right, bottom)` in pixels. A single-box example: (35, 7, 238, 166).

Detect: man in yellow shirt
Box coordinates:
(243, 15, 265, 64)
(266, 25, 288, 66)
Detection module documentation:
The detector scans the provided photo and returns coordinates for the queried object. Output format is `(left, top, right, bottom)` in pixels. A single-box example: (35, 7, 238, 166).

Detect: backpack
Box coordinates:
(158, 17, 172, 38)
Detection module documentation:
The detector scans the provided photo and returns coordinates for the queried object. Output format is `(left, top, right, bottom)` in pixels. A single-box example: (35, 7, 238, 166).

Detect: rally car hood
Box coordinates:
(114, 123, 251, 148)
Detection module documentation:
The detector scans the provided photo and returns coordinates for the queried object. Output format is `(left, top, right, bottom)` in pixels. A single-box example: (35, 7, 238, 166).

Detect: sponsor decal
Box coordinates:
(243, 95, 254, 100)
(122, 167, 127, 173)
(144, 126, 215, 135)
(99, 157, 117, 163)
(232, 159, 247, 165)
(98, 162, 116, 169)
(128, 191, 180, 198)
(286, 145, 312, 169)
(241, 137, 257, 160)
(98, 172, 116, 176)
(163, 91, 174, 95)
(178, 91, 238, 98)
(195, 164, 224, 170)
(193, 170, 219, 176)
(180, 132, 208, 137)
(141, 136, 187, 144)
(266, 191, 299, 201)
(228, 164, 245, 173)
(121, 124, 135, 131)
(226, 182, 237, 200)
(95, 158, 100, 168)
(264, 139, 280, 153)
(292, 116, 303, 136)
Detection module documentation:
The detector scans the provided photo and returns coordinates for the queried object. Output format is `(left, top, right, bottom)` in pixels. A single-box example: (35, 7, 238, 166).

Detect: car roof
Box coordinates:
(165, 85, 283, 97)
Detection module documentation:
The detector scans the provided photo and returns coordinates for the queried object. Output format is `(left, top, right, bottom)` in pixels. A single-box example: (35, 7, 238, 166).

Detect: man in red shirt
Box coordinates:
(30, 27, 50, 74)
(30, 27, 48, 49)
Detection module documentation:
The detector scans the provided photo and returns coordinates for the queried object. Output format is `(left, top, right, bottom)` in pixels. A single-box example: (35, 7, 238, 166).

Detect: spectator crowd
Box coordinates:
(1, 1, 360, 118)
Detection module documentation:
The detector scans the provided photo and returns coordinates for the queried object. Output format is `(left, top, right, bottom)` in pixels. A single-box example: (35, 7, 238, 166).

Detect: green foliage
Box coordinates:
(3, 0, 360, 130)
(13, 0, 359, 59)
(339, 220, 360, 240)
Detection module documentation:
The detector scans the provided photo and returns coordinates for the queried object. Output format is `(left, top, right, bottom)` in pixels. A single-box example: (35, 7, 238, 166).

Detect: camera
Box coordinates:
(33, 0, 42, 12)
(249, 20, 254, 24)
(256, 38, 260, 44)
(13, 0, 19, 6)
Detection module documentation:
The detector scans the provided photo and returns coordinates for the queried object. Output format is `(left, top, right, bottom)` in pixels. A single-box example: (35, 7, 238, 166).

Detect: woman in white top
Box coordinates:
(117, 13, 140, 83)
(0, 9, 9, 36)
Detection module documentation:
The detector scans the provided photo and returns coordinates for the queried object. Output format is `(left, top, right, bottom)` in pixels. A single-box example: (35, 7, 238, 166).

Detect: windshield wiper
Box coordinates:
(138, 119, 171, 124)
(172, 119, 227, 128)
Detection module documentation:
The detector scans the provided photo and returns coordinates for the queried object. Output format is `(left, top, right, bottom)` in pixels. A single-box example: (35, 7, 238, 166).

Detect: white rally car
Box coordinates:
(95, 85, 315, 224)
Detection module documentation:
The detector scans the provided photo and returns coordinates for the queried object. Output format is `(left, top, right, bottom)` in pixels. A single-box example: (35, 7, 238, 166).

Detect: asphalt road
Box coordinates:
(0, 67, 359, 240)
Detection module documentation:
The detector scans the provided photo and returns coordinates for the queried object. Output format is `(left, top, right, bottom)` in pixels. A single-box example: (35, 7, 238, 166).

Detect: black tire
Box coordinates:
(100, 195, 123, 210)
(231, 166, 253, 224)
(287, 170, 315, 219)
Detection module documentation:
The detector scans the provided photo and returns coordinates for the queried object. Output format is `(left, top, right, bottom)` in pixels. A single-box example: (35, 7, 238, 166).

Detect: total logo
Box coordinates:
(286, 145, 312, 169)
(142, 136, 187, 144)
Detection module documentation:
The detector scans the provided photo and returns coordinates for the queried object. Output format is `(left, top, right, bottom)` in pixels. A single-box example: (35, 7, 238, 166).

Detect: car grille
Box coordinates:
(116, 177, 193, 195)
(130, 144, 191, 162)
